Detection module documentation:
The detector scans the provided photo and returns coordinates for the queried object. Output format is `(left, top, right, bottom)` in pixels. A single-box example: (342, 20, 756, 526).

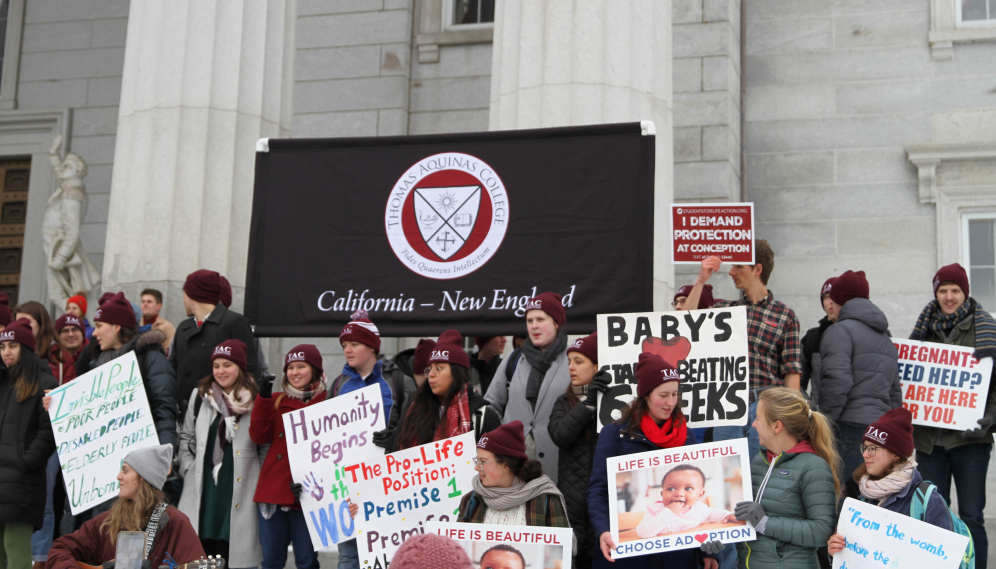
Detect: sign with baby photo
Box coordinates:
(596, 306, 750, 431)
(427, 522, 573, 569)
(605, 438, 755, 559)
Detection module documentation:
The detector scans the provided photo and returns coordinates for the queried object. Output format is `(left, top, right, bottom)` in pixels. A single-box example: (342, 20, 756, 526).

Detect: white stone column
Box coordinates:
(488, 0, 674, 309)
(102, 0, 295, 323)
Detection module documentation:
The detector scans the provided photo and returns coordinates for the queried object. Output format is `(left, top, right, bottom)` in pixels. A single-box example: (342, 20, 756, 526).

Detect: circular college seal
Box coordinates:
(385, 152, 508, 279)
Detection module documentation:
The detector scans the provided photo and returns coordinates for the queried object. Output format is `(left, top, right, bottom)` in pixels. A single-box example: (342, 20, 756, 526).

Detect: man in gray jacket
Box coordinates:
(819, 270, 902, 482)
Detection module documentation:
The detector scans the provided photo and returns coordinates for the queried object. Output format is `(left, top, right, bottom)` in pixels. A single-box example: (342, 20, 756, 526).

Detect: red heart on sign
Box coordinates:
(642, 336, 692, 368)
(694, 534, 709, 543)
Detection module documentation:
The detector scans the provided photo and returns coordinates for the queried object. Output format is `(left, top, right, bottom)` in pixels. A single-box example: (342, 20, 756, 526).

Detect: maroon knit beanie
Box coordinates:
(390, 533, 473, 569)
(820, 278, 836, 305)
(0, 318, 36, 352)
(933, 263, 970, 297)
(636, 351, 681, 399)
(339, 309, 381, 352)
(219, 276, 233, 308)
(284, 344, 324, 378)
(183, 269, 222, 305)
(0, 292, 11, 327)
(524, 292, 566, 326)
(474, 336, 495, 349)
(477, 420, 528, 460)
(864, 407, 914, 458)
(55, 314, 85, 334)
(567, 332, 598, 366)
(829, 270, 869, 306)
(94, 292, 137, 329)
(212, 339, 248, 372)
(98, 292, 115, 306)
(428, 330, 470, 370)
(413, 339, 436, 374)
(673, 284, 715, 309)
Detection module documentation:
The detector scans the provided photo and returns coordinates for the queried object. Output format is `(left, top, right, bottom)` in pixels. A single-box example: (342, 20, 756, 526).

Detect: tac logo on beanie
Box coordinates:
(55, 314, 84, 333)
(384, 153, 509, 280)
(211, 339, 248, 372)
(428, 329, 470, 369)
(567, 331, 598, 365)
(863, 407, 914, 458)
(523, 292, 566, 325)
(339, 309, 382, 352)
(283, 344, 324, 377)
(864, 426, 887, 445)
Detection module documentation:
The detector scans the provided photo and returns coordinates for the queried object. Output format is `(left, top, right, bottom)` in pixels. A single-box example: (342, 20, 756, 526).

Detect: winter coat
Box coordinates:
(841, 469, 952, 531)
(331, 361, 395, 425)
(457, 487, 570, 527)
(910, 304, 996, 452)
(0, 362, 57, 529)
(484, 350, 571, 483)
(249, 386, 329, 507)
(736, 447, 837, 569)
(587, 422, 703, 569)
(47, 506, 205, 569)
(801, 317, 832, 406)
(141, 314, 176, 354)
(818, 298, 902, 425)
(469, 351, 503, 397)
(170, 303, 259, 418)
(548, 391, 598, 567)
(383, 351, 417, 435)
(178, 388, 268, 568)
(87, 330, 178, 448)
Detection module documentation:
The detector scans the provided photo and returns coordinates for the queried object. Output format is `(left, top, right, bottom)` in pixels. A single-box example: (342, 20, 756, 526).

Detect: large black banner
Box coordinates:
(245, 122, 654, 337)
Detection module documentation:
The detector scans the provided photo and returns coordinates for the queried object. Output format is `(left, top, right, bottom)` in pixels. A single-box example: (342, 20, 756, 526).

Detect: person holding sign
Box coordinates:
(250, 344, 327, 569)
(393, 330, 484, 451)
(548, 332, 609, 569)
(827, 407, 953, 558)
(457, 420, 570, 528)
(178, 340, 265, 568)
(728, 388, 839, 569)
(0, 318, 56, 569)
(47, 444, 205, 569)
(588, 352, 716, 569)
(483, 292, 572, 483)
(909, 263, 996, 569)
(374, 338, 435, 450)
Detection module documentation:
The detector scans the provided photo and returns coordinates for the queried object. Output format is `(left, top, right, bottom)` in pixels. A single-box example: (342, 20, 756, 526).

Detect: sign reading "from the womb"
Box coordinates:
(894, 337, 993, 430)
(48, 351, 159, 514)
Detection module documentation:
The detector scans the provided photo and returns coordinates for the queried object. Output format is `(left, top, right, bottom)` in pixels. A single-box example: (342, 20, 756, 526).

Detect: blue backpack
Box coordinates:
(910, 481, 975, 569)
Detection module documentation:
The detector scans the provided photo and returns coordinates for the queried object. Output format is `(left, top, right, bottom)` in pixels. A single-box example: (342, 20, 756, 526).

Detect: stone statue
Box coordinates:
(43, 134, 100, 312)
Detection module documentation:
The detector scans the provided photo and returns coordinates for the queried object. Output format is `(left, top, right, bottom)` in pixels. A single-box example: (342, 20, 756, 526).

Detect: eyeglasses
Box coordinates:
(672, 300, 685, 308)
(859, 444, 879, 456)
(472, 458, 492, 467)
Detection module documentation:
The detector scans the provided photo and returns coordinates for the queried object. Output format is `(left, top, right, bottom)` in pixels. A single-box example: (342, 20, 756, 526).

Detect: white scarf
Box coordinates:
(858, 459, 917, 505)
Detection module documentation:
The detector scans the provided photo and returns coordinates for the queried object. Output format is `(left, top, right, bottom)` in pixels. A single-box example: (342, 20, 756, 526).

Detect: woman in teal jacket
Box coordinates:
(730, 387, 840, 569)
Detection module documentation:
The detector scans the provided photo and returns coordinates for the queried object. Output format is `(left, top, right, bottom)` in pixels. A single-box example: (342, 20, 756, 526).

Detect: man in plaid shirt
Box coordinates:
(682, 240, 802, 460)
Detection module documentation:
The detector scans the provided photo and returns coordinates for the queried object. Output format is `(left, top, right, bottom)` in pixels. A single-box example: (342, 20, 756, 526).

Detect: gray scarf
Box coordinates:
(472, 474, 568, 515)
(522, 330, 568, 410)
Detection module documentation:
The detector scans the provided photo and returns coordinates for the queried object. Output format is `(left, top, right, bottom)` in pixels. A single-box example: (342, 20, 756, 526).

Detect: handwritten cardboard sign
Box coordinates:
(427, 522, 573, 569)
(281, 384, 386, 551)
(596, 306, 751, 431)
(672, 203, 755, 264)
(833, 498, 969, 569)
(894, 337, 993, 430)
(606, 439, 755, 559)
(48, 351, 159, 514)
(347, 432, 477, 569)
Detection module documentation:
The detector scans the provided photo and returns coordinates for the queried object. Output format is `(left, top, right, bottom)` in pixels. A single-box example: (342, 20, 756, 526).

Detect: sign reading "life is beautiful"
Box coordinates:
(48, 352, 159, 514)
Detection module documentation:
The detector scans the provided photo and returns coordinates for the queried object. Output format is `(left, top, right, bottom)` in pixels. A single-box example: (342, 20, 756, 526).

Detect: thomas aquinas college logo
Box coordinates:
(385, 152, 509, 280)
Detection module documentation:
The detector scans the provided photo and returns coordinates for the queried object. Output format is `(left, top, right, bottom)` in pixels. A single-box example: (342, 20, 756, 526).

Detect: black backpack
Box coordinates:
(504, 347, 523, 390)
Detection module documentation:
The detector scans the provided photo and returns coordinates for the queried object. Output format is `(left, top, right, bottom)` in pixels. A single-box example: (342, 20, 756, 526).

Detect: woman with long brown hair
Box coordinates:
(48, 445, 205, 569)
(548, 332, 609, 569)
(726, 387, 839, 569)
(14, 301, 58, 376)
(178, 340, 264, 568)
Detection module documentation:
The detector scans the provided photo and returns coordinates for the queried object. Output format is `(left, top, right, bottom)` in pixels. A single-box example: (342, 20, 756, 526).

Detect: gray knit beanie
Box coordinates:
(123, 444, 173, 490)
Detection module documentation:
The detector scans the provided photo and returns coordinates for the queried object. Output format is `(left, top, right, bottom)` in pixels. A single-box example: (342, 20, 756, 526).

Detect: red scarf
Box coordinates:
(435, 385, 472, 441)
(640, 413, 688, 449)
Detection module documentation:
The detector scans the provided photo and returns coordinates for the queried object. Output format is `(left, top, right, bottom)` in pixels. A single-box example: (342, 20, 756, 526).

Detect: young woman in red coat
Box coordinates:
(250, 345, 327, 569)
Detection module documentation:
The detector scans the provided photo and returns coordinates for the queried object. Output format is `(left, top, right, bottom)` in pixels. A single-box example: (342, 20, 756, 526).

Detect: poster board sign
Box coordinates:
(48, 351, 159, 514)
(427, 522, 573, 569)
(672, 203, 754, 264)
(894, 337, 993, 430)
(596, 306, 750, 431)
(833, 497, 969, 569)
(606, 439, 754, 559)
(281, 384, 387, 550)
(347, 431, 477, 568)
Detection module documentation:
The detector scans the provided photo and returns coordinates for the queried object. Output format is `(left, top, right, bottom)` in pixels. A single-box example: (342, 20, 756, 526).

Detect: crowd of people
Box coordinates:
(0, 239, 991, 569)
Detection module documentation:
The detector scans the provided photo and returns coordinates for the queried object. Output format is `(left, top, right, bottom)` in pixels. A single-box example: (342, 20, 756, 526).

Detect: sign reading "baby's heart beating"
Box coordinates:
(596, 306, 751, 431)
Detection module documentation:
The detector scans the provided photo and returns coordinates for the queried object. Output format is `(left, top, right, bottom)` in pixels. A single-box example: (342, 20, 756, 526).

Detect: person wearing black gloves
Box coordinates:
(548, 332, 607, 569)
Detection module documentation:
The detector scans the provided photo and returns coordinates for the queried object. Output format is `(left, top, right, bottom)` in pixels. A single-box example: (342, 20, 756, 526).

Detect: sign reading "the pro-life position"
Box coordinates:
(672, 203, 754, 264)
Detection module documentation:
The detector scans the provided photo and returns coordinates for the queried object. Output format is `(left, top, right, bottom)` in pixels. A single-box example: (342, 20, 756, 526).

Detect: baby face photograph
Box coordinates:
(426, 523, 573, 569)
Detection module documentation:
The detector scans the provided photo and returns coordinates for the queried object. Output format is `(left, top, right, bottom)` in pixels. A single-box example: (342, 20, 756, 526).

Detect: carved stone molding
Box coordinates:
(929, 0, 996, 60)
(906, 141, 996, 204)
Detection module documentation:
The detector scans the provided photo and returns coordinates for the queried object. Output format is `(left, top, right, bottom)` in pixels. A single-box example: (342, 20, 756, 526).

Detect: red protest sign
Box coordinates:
(671, 203, 755, 264)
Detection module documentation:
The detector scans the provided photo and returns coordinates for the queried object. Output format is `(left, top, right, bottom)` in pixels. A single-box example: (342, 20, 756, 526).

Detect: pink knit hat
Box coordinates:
(390, 533, 473, 569)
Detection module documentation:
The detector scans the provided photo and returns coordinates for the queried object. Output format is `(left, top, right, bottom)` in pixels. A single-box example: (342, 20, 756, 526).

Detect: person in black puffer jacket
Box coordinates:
(0, 318, 57, 568)
(801, 278, 836, 406)
(548, 332, 609, 569)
